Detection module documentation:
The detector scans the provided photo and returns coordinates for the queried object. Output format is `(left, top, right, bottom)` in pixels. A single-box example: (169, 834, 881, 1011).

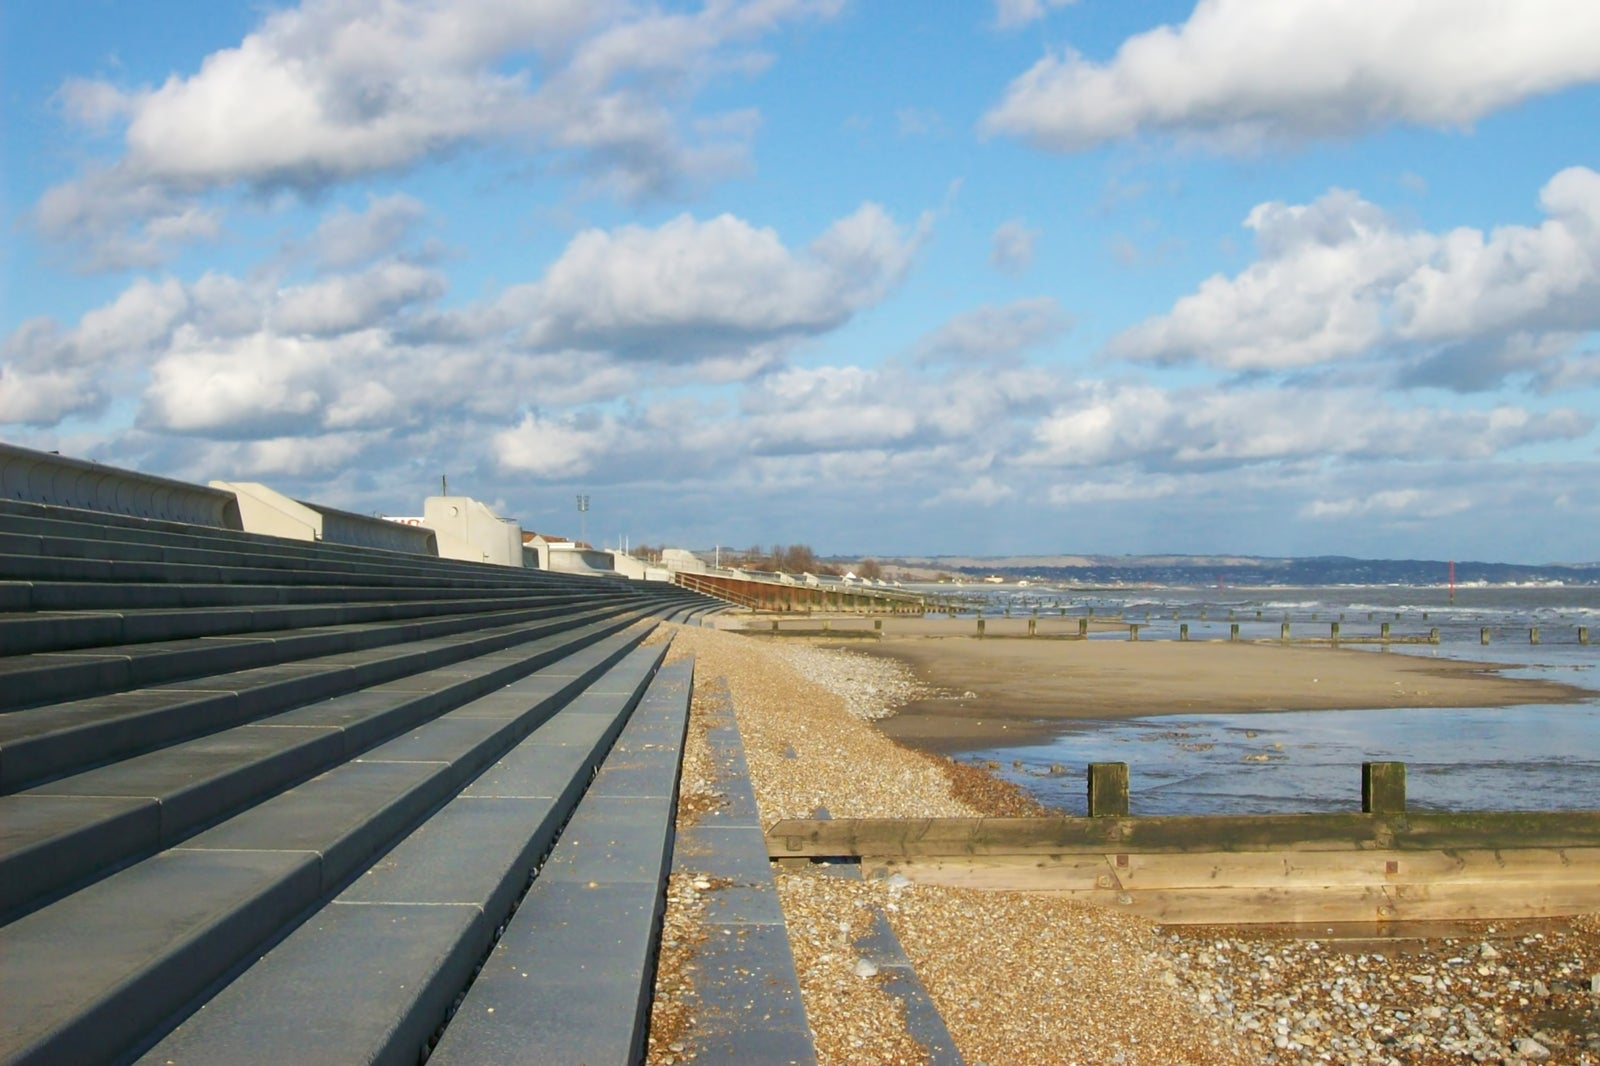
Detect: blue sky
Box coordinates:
(3, 0, 1598, 563)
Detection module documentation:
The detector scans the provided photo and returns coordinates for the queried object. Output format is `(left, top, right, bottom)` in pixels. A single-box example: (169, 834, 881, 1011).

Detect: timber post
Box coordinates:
(1087, 763, 1130, 817)
(1362, 762, 1407, 815)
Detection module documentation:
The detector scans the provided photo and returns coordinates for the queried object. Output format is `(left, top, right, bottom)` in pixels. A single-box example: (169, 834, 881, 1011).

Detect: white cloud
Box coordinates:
(0, 366, 97, 426)
(141, 332, 350, 436)
(1112, 168, 1600, 389)
(984, 0, 1600, 151)
(913, 297, 1070, 365)
(40, 0, 841, 267)
(1021, 384, 1593, 469)
(932, 475, 1014, 506)
(34, 171, 225, 271)
(1393, 167, 1600, 342)
(1111, 188, 1429, 369)
(306, 194, 428, 269)
(1046, 475, 1180, 506)
(1302, 489, 1469, 520)
(990, 219, 1039, 275)
(494, 412, 626, 478)
(522, 204, 927, 359)
(274, 261, 446, 336)
(192, 433, 375, 479)
(993, 0, 1077, 30)
(6, 199, 926, 458)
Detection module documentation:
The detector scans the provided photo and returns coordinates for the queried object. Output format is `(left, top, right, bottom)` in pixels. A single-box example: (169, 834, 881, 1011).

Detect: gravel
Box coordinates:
(647, 623, 1600, 1065)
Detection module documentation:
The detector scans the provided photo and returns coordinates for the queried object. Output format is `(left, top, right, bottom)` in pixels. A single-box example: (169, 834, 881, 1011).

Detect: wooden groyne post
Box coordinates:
(1087, 763, 1129, 817)
(1362, 761, 1406, 814)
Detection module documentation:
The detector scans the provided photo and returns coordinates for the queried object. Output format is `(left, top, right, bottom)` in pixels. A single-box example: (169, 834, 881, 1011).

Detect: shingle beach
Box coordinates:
(648, 621, 1600, 1066)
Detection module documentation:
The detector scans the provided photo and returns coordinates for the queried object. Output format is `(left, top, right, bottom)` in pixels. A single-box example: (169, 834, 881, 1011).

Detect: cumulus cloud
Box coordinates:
(1111, 168, 1600, 389)
(912, 297, 1070, 365)
(932, 476, 1014, 506)
(39, 0, 841, 267)
(1302, 489, 1470, 520)
(990, 219, 1039, 275)
(494, 411, 627, 478)
(4, 200, 930, 490)
(34, 171, 224, 272)
(305, 194, 428, 269)
(274, 261, 446, 336)
(1046, 475, 1181, 506)
(1021, 384, 1593, 470)
(984, 0, 1600, 151)
(519, 204, 928, 359)
(993, 0, 1077, 29)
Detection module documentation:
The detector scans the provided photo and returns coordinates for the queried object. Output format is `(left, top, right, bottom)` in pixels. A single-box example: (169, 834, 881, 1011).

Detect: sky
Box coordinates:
(3, 1, 1598, 564)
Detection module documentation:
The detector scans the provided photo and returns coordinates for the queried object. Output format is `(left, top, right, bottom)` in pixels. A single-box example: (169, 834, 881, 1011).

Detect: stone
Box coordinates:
(1512, 1036, 1552, 1060)
(853, 958, 879, 979)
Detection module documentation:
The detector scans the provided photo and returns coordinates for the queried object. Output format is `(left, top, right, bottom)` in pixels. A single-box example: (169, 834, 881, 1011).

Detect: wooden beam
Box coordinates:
(863, 850, 1600, 924)
(765, 811, 1600, 858)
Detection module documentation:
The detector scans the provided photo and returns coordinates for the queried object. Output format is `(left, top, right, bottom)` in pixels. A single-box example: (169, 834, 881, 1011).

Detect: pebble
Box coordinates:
(646, 623, 1600, 1066)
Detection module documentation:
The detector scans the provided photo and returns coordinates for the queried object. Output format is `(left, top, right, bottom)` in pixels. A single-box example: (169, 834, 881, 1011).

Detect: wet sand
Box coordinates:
(794, 621, 1595, 754)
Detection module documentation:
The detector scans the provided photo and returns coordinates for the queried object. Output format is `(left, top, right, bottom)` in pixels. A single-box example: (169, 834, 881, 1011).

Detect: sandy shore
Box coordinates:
(741, 618, 1594, 754)
(648, 623, 1600, 1065)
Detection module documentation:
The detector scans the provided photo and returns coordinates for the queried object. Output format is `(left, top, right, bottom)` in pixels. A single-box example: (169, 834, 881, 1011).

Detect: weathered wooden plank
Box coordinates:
(765, 811, 1600, 859)
(870, 852, 1600, 924)
(868, 855, 1116, 893)
(1117, 847, 1600, 890)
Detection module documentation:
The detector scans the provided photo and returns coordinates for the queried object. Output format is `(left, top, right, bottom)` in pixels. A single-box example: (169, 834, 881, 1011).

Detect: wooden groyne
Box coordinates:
(767, 762, 1600, 925)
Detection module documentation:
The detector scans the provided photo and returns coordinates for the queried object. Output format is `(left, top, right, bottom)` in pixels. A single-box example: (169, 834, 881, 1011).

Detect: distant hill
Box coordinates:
(871, 554, 1600, 587)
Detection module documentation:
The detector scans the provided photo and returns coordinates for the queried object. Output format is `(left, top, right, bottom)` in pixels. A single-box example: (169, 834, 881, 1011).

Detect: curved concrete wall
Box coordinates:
(316, 506, 437, 556)
(422, 497, 523, 567)
(215, 481, 437, 555)
(1, 442, 243, 529)
(548, 547, 618, 576)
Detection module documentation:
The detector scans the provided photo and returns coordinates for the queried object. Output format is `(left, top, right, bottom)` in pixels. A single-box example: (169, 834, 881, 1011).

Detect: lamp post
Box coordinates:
(576, 495, 589, 546)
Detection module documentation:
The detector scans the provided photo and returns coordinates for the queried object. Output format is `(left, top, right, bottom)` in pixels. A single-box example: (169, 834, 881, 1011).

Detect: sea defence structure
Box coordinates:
(0, 443, 803, 1065)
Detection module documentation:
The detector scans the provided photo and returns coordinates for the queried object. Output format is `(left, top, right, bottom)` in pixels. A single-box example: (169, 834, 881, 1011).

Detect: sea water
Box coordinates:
(929, 584, 1599, 814)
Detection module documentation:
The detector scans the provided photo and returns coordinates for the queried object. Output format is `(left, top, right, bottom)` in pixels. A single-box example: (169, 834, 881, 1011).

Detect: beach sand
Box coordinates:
(649, 621, 1600, 1065)
(747, 618, 1593, 754)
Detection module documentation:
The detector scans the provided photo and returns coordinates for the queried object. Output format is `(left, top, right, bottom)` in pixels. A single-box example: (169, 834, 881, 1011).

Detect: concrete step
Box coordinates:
(0, 597, 638, 713)
(0, 502, 572, 594)
(0, 603, 638, 792)
(669, 678, 817, 1065)
(0, 503, 653, 601)
(0, 588, 597, 656)
(428, 658, 694, 1066)
(0, 618, 648, 921)
(0, 631, 660, 1066)
(0, 549, 591, 594)
(134, 643, 672, 1066)
(1, 578, 580, 613)
(0, 506, 559, 583)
